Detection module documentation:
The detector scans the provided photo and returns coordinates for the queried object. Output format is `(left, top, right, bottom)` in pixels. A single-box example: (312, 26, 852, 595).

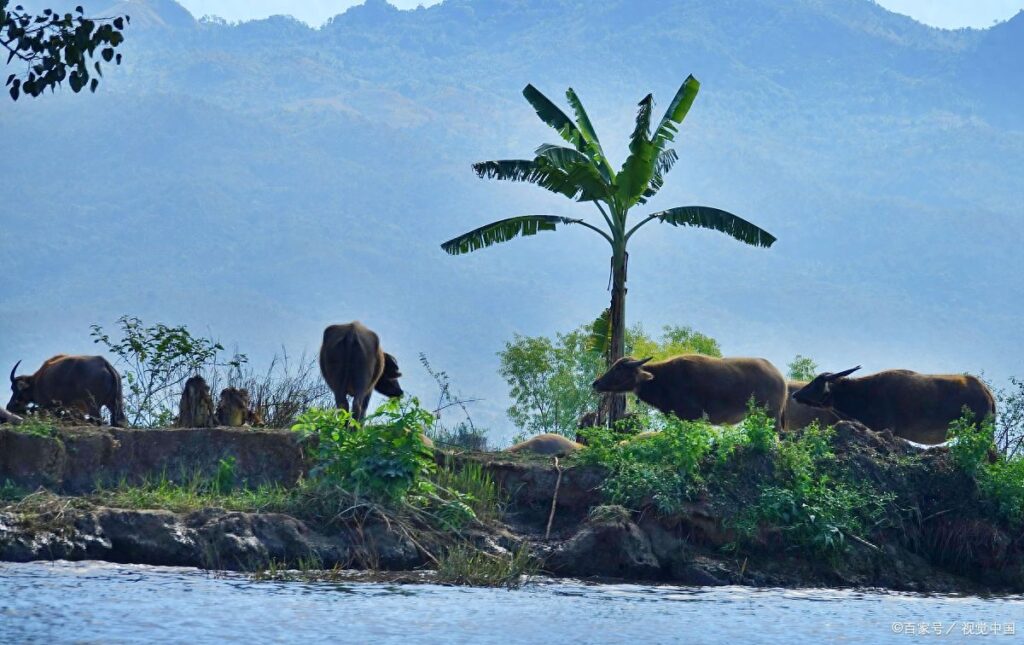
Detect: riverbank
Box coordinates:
(1, 422, 1021, 592)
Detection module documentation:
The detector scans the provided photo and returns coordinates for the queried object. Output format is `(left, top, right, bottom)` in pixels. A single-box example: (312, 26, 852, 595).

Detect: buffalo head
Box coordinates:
(791, 366, 861, 408)
(8, 360, 34, 414)
(374, 353, 404, 398)
(592, 356, 654, 393)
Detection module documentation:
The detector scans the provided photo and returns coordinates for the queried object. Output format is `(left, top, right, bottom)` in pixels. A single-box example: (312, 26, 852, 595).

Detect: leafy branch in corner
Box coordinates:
(2, 1, 128, 100)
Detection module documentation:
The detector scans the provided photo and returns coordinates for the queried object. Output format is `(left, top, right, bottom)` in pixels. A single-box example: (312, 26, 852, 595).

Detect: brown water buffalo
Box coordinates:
(592, 355, 787, 427)
(8, 355, 125, 426)
(506, 433, 582, 456)
(791, 367, 995, 445)
(177, 375, 216, 428)
(784, 381, 840, 431)
(216, 387, 262, 427)
(319, 321, 403, 421)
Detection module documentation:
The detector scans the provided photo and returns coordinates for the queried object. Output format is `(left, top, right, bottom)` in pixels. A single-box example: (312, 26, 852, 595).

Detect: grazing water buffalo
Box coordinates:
(791, 367, 995, 445)
(319, 321, 403, 421)
(592, 355, 787, 427)
(177, 375, 216, 428)
(216, 387, 262, 427)
(783, 381, 840, 431)
(8, 355, 125, 426)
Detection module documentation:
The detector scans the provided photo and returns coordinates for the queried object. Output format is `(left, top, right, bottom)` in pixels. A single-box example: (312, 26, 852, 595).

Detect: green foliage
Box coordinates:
(10, 415, 57, 438)
(435, 544, 537, 589)
(787, 355, 819, 382)
(91, 315, 246, 427)
(213, 457, 236, 495)
(948, 409, 994, 476)
(93, 473, 293, 515)
(2, 1, 128, 100)
(432, 459, 501, 522)
(994, 376, 1024, 459)
(947, 410, 1024, 528)
(978, 458, 1024, 528)
(578, 415, 713, 514)
(292, 399, 436, 503)
(735, 422, 892, 557)
(498, 322, 720, 436)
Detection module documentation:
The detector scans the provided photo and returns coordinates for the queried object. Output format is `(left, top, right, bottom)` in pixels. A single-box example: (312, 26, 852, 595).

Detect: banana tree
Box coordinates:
(441, 76, 776, 421)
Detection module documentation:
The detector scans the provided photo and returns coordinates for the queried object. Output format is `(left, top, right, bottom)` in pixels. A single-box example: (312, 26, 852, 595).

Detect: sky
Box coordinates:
(175, 0, 1024, 29)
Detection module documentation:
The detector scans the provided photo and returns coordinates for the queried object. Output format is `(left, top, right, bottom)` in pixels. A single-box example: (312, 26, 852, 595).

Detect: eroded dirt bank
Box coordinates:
(1, 423, 1021, 592)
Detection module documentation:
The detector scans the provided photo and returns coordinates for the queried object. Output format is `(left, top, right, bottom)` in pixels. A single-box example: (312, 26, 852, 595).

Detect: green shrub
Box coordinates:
(12, 415, 58, 438)
(292, 398, 436, 502)
(948, 409, 994, 476)
(979, 458, 1024, 528)
(734, 421, 892, 556)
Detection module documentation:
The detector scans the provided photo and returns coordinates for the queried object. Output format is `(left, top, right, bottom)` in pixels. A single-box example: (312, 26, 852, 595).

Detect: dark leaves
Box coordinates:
(1, 3, 128, 100)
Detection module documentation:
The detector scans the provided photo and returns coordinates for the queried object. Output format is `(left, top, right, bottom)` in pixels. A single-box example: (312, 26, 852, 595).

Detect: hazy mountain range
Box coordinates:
(2, 0, 1021, 440)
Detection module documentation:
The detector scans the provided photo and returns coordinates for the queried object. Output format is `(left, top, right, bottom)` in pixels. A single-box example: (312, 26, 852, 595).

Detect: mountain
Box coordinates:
(1, 0, 1021, 441)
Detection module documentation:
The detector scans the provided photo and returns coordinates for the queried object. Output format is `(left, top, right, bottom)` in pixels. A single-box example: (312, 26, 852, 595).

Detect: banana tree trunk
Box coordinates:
(606, 246, 628, 423)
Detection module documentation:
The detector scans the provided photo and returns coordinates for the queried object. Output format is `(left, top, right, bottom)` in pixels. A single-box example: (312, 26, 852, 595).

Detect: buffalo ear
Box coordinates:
(15, 381, 29, 391)
(636, 368, 654, 383)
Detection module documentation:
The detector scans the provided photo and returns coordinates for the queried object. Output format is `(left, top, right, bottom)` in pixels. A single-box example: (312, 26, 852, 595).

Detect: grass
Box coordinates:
(9, 415, 59, 438)
(90, 471, 294, 514)
(435, 544, 537, 589)
(432, 458, 503, 522)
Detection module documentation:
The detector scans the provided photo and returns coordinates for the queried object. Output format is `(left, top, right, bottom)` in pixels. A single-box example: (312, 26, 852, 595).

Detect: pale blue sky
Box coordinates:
(176, 0, 1024, 29)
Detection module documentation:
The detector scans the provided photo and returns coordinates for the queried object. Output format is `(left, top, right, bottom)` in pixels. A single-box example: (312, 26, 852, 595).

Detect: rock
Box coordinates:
(0, 505, 425, 572)
(547, 505, 661, 579)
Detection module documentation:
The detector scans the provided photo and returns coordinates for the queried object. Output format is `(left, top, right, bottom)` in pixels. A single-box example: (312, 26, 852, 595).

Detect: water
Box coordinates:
(1, 562, 1022, 644)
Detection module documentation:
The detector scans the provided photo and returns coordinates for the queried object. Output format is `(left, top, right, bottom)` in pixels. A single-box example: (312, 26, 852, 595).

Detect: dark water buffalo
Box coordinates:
(319, 321, 403, 421)
(592, 355, 787, 427)
(783, 381, 840, 431)
(8, 355, 125, 426)
(791, 367, 995, 445)
(177, 375, 216, 428)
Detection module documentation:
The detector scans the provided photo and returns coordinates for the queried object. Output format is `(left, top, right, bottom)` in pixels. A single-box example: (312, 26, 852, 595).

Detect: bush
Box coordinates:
(735, 422, 893, 557)
(948, 410, 1024, 528)
(91, 315, 245, 427)
(292, 399, 436, 502)
(224, 350, 332, 428)
(948, 409, 994, 476)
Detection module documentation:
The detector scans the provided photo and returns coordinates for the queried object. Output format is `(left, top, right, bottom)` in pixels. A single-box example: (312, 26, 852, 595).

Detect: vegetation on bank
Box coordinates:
(575, 408, 1024, 560)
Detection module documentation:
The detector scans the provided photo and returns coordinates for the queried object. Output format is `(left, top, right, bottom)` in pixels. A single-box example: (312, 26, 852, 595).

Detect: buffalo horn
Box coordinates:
(626, 357, 654, 368)
(827, 366, 861, 381)
(9, 360, 21, 383)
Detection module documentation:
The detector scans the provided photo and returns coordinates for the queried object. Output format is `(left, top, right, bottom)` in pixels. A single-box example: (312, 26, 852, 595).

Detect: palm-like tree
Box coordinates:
(441, 76, 777, 421)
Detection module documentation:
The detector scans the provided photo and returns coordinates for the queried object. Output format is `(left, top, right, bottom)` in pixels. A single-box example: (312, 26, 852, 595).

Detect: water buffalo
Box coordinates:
(177, 375, 216, 428)
(216, 387, 262, 427)
(783, 381, 840, 431)
(319, 321, 403, 421)
(8, 355, 125, 426)
(592, 355, 787, 427)
(506, 433, 582, 456)
(791, 367, 995, 445)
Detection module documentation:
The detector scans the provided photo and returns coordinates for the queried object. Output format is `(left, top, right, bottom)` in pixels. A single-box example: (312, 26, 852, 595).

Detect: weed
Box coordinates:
(292, 399, 436, 503)
(11, 415, 58, 438)
(435, 544, 537, 589)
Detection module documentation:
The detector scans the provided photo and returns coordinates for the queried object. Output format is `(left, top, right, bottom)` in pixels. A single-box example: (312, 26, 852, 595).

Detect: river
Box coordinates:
(1, 561, 1021, 643)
